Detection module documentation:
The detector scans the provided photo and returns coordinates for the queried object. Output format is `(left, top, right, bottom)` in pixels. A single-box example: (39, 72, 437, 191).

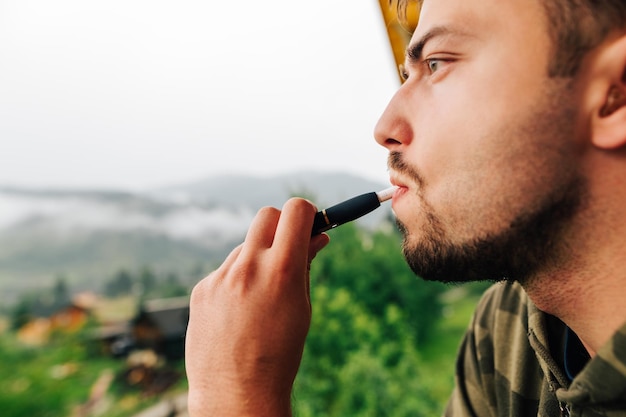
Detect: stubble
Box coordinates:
(393, 79, 586, 285)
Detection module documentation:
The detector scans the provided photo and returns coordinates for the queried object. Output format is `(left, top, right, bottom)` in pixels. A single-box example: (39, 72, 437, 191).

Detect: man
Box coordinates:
(185, 0, 626, 415)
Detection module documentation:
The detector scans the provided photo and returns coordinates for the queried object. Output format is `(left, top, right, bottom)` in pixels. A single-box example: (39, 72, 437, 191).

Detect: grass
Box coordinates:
(0, 334, 122, 416)
(0, 329, 187, 417)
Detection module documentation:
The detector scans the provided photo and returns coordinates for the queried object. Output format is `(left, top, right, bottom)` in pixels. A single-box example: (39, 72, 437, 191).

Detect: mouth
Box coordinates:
(388, 172, 412, 209)
(389, 172, 410, 192)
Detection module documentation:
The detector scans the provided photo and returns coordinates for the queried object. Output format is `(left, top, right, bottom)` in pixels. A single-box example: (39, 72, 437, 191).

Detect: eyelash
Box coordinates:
(399, 58, 446, 81)
(399, 64, 409, 81)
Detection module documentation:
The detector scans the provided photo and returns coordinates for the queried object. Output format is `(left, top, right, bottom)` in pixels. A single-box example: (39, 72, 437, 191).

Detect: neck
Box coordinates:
(525, 262, 626, 357)
(524, 156, 626, 356)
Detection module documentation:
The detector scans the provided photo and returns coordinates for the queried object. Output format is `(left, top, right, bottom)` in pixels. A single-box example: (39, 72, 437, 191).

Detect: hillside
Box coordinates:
(0, 171, 390, 305)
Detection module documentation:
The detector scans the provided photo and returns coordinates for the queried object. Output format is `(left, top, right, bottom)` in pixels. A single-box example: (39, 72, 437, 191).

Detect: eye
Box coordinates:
(425, 58, 441, 74)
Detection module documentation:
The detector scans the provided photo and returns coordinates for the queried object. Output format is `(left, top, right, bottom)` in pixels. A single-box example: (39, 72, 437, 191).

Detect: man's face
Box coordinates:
(375, 0, 586, 283)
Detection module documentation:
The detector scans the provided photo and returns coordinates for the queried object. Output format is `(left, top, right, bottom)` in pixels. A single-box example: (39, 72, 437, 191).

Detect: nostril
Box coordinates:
(385, 138, 402, 146)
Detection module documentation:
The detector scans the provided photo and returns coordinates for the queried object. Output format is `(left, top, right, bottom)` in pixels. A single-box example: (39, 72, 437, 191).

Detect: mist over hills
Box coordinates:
(0, 171, 391, 305)
(153, 171, 387, 208)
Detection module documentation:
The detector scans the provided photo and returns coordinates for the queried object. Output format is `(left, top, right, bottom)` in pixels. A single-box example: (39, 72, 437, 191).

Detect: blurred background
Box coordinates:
(1, 0, 398, 190)
(0, 1, 486, 416)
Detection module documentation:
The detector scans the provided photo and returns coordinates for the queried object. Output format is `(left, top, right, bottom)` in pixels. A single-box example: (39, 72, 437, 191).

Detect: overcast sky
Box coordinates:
(0, 0, 400, 191)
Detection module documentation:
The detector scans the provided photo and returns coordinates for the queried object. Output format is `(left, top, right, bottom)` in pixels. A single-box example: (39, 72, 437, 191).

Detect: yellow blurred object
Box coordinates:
(377, 0, 419, 83)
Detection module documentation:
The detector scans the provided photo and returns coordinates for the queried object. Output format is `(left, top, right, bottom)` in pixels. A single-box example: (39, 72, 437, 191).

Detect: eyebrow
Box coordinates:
(405, 26, 470, 64)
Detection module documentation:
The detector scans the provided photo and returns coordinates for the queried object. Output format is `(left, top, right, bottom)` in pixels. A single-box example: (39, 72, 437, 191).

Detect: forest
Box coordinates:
(0, 219, 489, 416)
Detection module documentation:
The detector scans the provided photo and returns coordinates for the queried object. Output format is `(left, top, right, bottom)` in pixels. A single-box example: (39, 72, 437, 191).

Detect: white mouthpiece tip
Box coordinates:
(376, 186, 398, 202)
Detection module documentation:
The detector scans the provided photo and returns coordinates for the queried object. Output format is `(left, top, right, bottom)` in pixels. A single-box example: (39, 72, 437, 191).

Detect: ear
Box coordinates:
(590, 33, 626, 150)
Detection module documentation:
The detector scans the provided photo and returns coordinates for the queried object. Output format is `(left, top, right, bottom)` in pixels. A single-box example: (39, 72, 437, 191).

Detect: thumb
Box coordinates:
(309, 233, 330, 261)
(305, 233, 330, 307)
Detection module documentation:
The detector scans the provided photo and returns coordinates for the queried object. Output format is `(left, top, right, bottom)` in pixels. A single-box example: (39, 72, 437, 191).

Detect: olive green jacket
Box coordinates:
(445, 282, 626, 417)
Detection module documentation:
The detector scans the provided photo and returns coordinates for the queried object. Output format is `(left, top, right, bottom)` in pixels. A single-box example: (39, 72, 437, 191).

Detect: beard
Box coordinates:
(392, 82, 586, 285)
(396, 178, 583, 284)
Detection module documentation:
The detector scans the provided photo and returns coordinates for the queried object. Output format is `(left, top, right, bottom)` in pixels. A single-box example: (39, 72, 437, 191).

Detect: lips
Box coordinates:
(389, 172, 409, 191)
(388, 172, 411, 208)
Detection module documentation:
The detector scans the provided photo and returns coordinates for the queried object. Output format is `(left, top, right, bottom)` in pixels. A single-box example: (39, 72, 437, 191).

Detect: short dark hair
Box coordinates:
(394, 0, 626, 77)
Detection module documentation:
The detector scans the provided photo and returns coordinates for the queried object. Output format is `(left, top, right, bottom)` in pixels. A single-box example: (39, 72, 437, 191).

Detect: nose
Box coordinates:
(374, 85, 414, 150)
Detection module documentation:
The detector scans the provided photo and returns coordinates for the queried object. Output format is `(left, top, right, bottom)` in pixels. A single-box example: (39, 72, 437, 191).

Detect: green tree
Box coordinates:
(294, 285, 442, 417)
(139, 266, 157, 297)
(311, 222, 446, 345)
(292, 221, 454, 416)
(104, 269, 134, 297)
(53, 275, 71, 307)
(160, 272, 189, 298)
(10, 298, 32, 330)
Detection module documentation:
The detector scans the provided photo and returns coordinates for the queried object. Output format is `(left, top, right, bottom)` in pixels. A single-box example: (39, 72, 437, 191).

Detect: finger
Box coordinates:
(309, 233, 330, 260)
(273, 198, 317, 265)
(243, 206, 281, 250)
(214, 243, 243, 275)
(194, 244, 243, 290)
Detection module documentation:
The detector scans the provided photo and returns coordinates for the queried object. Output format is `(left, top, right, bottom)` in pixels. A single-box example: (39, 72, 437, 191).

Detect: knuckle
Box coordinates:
(189, 272, 216, 305)
(189, 281, 207, 306)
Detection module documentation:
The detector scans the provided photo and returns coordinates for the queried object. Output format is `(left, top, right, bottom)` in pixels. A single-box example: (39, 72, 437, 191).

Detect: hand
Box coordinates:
(185, 198, 330, 417)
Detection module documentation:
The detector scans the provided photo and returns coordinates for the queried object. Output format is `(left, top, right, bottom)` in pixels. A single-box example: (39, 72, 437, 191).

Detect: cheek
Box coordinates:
(409, 95, 474, 182)
(415, 101, 494, 194)
(414, 124, 526, 240)
(399, 91, 498, 236)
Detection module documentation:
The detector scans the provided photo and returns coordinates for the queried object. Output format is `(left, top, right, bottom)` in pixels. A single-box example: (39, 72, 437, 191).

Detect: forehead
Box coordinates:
(411, 0, 549, 52)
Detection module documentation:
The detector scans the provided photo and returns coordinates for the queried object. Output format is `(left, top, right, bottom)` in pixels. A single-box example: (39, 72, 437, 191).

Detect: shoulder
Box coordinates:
(473, 281, 532, 334)
(448, 282, 548, 416)
(460, 281, 533, 363)
(468, 281, 537, 365)
(455, 281, 535, 377)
